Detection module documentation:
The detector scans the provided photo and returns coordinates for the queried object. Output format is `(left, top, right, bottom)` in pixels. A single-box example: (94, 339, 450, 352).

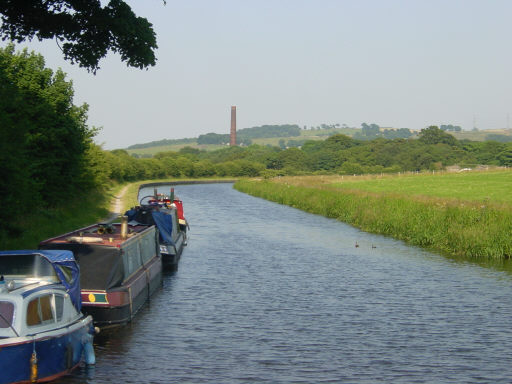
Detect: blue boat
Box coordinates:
(0, 250, 95, 384)
(126, 188, 188, 271)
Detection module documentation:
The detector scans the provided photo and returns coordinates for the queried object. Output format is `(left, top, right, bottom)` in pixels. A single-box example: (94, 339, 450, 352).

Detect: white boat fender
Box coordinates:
(82, 333, 96, 365)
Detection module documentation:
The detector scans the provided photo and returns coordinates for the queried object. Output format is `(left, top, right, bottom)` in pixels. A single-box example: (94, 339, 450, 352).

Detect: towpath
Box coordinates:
(104, 185, 129, 223)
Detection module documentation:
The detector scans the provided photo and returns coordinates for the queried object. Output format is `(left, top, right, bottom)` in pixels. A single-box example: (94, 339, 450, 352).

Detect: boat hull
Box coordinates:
(0, 316, 93, 384)
(40, 224, 163, 328)
(161, 232, 185, 271)
(81, 256, 162, 327)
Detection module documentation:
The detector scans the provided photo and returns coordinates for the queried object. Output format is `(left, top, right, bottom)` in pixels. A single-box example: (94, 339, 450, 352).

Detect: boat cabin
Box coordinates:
(0, 250, 95, 384)
(39, 222, 162, 327)
(127, 188, 188, 270)
(0, 251, 82, 338)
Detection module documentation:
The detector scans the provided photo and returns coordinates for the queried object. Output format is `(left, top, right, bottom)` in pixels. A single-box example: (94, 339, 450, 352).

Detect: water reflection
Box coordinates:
(57, 183, 512, 383)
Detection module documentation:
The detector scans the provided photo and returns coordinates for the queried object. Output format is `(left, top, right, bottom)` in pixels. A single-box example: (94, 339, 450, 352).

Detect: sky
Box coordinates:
(6, 0, 512, 149)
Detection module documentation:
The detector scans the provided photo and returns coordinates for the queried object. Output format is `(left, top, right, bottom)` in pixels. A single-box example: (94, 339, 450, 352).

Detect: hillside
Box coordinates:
(125, 125, 512, 157)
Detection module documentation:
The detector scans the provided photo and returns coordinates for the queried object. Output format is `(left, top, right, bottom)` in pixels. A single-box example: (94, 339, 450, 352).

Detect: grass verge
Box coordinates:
(0, 177, 234, 250)
(234, 174, 512, 260)
(0, 187, 118, 249)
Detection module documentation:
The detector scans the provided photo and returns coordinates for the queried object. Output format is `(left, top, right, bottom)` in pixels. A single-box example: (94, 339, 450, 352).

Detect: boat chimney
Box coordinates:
(120, 215, 128, 239)
(170, 188, 175, 201)
(153, 188, 158, 199)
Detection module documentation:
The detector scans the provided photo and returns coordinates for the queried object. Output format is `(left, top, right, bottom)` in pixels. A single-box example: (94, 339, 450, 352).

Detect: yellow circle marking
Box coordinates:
(88, 293, 96, 303)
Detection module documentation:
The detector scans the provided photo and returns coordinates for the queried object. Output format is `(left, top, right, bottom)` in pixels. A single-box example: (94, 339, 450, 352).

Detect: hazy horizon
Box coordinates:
(4, 0, 511, 149)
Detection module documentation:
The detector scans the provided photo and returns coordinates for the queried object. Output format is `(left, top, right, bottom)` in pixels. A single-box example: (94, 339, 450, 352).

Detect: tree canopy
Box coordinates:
(418, 125, 459, 146)
(0, 0, 158, 72)
(0, 44, 98, 234)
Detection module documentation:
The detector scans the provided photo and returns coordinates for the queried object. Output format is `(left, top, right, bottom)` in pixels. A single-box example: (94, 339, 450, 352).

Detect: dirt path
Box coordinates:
(104, 185, 129, 223)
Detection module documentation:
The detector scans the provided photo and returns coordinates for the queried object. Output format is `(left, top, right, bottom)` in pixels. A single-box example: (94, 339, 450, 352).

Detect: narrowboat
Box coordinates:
(125, 188, 188, 271)
(39, 219, 162, 327)
(0, 250, 95, 384)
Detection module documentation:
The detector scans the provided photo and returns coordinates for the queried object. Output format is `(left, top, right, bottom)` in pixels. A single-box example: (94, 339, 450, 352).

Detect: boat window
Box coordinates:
(140, 232, 155, 264)
(55, 295, 64, 321)
(26, 298, 40, 326)
(0, 301, 14, 328)
(0, 254, 56, 279)
(123, 242, 142, 278)
(56, 265, 74, 284)
(40, 295, 53, 322)
(26, 295, 55, 326)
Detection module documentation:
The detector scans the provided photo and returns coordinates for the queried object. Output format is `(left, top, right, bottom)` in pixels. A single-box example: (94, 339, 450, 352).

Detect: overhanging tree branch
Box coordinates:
(0, 0, 158, 72)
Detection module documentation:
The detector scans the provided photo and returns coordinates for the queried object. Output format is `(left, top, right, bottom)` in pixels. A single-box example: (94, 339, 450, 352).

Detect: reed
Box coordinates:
(234, 174, 512, 260)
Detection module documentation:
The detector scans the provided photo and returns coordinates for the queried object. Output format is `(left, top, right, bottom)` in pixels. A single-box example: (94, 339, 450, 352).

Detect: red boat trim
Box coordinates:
(81, 290, 109, 305)
(81, 290, 130, 307)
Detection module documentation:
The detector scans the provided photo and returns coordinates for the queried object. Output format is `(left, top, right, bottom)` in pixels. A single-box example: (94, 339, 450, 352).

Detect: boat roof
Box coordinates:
(0, 282, 64, 300)
(0, 249, 76, 263)
(39, 222, 153, 248)
(39, 225, 159, 291)
(125, 206, 177, 245)
(0, 250, 81, 311)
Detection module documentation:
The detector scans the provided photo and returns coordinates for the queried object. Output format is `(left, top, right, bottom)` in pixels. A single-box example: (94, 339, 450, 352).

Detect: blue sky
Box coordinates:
(8, 0, 512, 149)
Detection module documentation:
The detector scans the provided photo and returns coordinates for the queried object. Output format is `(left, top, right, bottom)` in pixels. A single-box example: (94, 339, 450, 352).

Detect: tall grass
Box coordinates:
(0, 188, 117, 249)
(234, 178, 512, 260)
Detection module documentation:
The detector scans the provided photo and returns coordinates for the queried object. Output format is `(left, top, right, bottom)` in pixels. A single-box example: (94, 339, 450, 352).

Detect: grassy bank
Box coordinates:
(0, 175, 217, 249)
(120, 177, 239, 215)
(234, 170, 512, 260)
(0, 187, 122, 249)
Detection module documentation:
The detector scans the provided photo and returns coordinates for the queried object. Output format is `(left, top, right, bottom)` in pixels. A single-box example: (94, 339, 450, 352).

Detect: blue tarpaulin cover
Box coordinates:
(0, 250, 82, 311)
(151, 211, 175, 245)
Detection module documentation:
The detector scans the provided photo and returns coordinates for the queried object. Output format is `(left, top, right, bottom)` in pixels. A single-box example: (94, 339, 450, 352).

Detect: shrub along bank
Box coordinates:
(0, 189, 113, 249)
(234, 175, 512, 260)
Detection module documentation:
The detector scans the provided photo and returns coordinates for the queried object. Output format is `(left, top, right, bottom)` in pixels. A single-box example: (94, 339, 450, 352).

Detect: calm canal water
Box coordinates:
(58, 183, 512, 383)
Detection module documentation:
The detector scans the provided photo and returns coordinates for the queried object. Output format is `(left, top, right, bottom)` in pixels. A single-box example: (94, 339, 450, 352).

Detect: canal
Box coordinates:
(59, 183, 512, 383)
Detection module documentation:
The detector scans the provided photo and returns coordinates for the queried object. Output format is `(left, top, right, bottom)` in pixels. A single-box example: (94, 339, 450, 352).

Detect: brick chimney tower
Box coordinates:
(230, 106, 237, 146)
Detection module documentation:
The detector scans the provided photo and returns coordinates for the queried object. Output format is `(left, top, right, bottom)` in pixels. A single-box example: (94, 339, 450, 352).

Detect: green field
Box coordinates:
(235, 170, 512, 260)
(126, 142, 226, 156)
(451, 129, 512, 141)
(327, 170, 512, 203)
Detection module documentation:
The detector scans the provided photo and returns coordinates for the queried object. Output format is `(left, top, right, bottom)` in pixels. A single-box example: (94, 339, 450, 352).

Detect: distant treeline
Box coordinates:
(127, 137, 195, 149)
(353, 123, 413, 140)
(238, 124, 301, 138)
(486, 134, 512, 143)
(2, 45, 512, 241)
(197, 124, 302, 145)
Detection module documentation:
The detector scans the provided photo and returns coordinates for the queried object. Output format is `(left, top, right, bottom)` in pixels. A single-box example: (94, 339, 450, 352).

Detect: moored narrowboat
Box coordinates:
(0, 250, 95, 384)
(39, 219, 162, 327)
(126, 188, 188, 271)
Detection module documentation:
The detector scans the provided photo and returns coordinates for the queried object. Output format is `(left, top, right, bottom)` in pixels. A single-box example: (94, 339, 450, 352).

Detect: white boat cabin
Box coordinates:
(0, 252, 82, 339)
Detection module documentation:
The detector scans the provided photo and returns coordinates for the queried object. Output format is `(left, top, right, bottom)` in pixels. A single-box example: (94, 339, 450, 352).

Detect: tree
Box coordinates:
(497, 149, 512, 166)
(0, 44, 97, 232)
(323, 134, 354, 151)
(0, 0, 158, 72)
(418, 126, 458, 146)
(360, 123, 380, 138)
